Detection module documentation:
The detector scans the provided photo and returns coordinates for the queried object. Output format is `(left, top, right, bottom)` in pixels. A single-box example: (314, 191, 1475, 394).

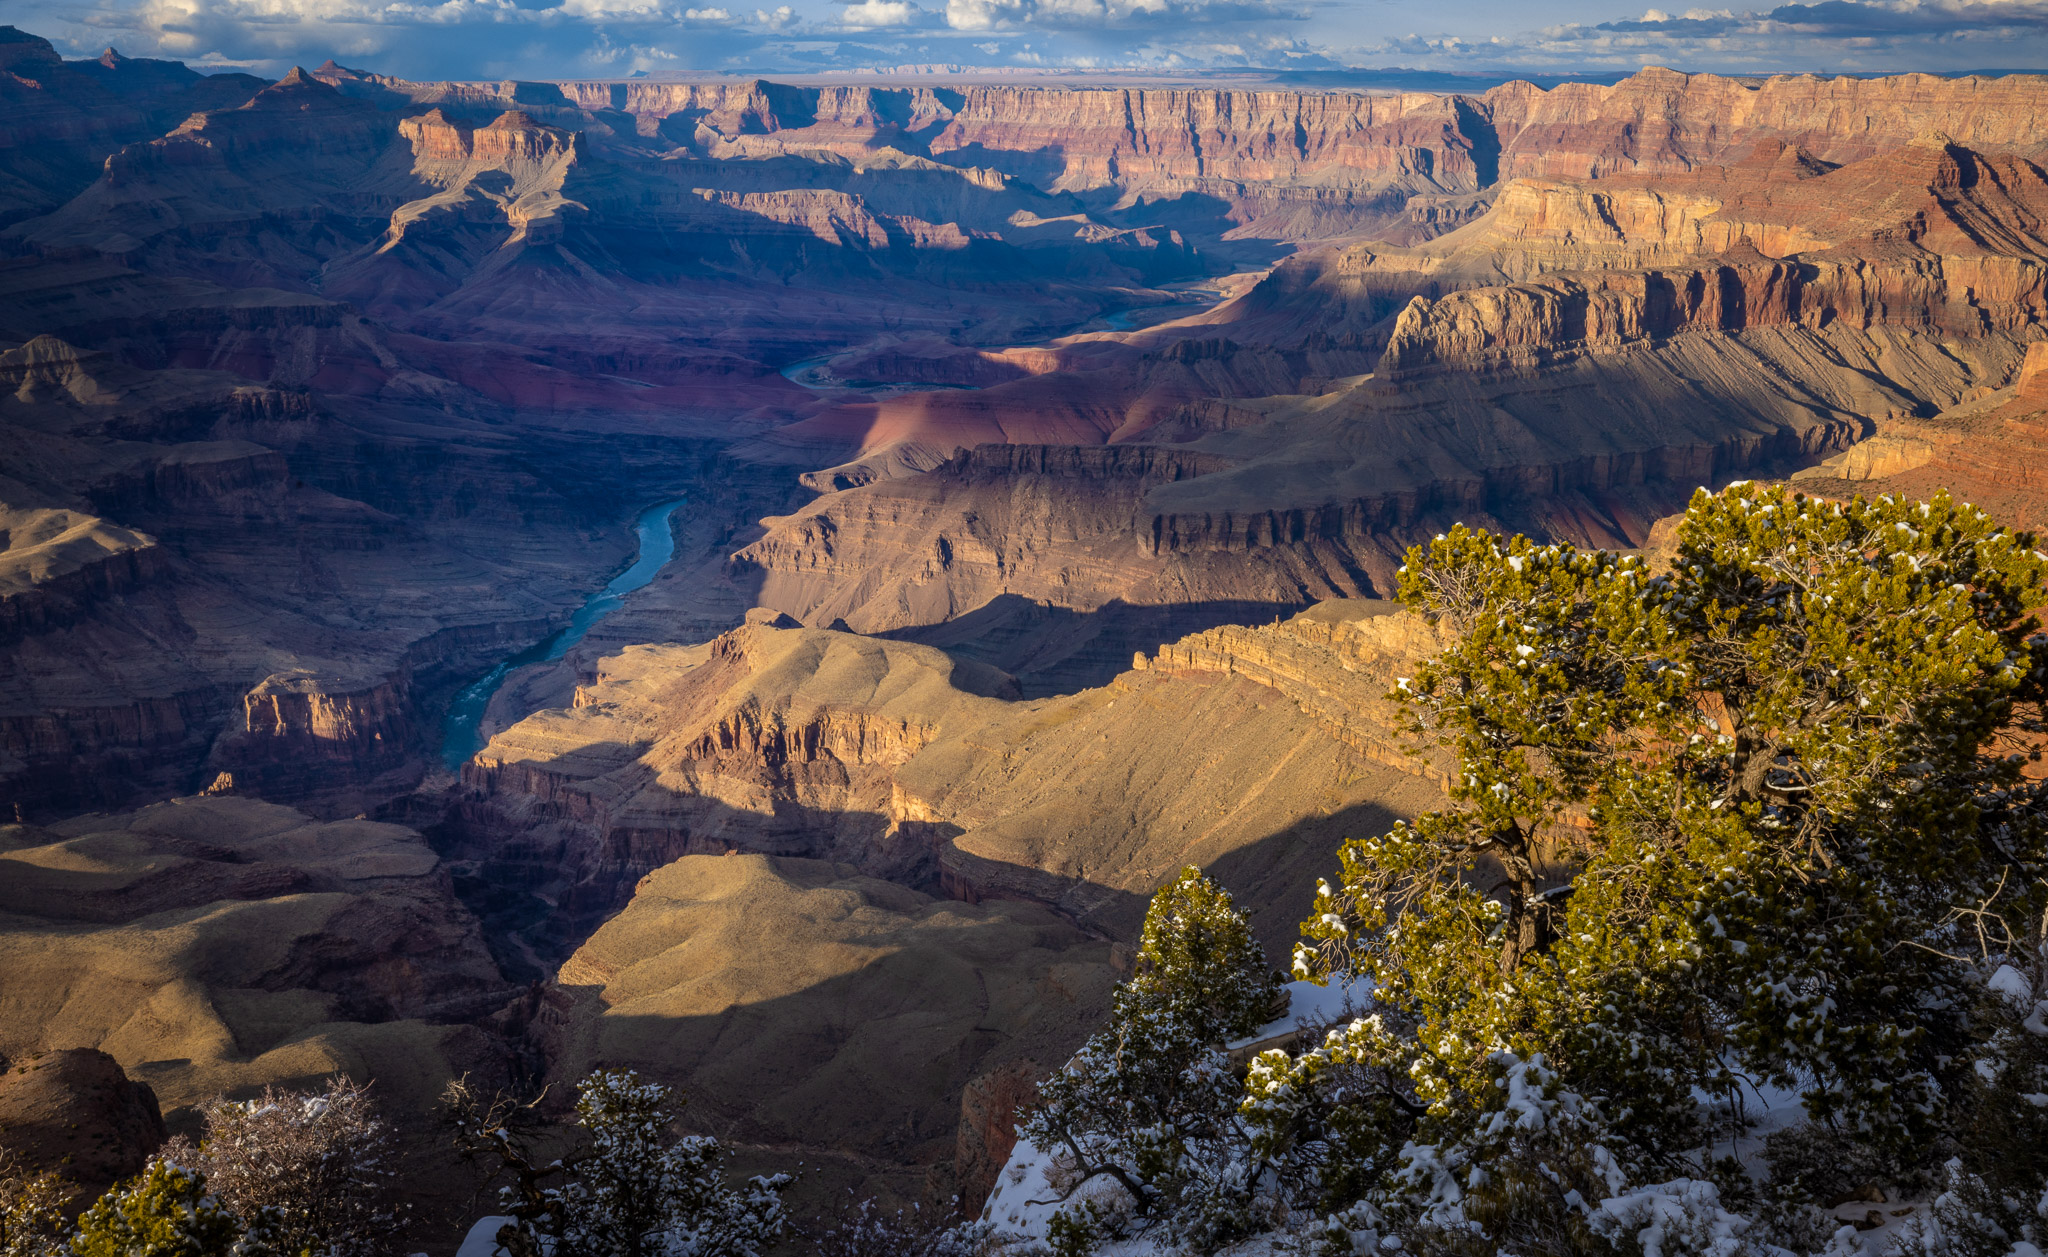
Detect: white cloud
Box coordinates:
(837, 0, 930, 26)
(17, 0, 2048, 79)
(1344, 0, 2048, 69)
(943, 0, 1294, 31)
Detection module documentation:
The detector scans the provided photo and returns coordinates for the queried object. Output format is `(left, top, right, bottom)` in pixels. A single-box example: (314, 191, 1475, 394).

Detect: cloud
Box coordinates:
(15, 0, 2048, 78)
(834, 0, 932, 26)
(20, 0, 823, 74)
(942, 0, 1299, 32)
(1344, 0, 2048, 70)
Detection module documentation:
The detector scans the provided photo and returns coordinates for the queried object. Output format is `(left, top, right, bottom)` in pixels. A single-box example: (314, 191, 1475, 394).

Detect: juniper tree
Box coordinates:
(1020, 867, 1281, 1248)
(1128, 866, 1284, 1042)
(70, 1161, 268, 1257)
(1291, 484, 2048, 1181)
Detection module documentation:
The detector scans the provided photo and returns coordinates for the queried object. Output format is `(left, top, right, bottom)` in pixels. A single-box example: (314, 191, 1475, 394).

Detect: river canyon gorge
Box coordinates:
(6, 23, 2048, 1242)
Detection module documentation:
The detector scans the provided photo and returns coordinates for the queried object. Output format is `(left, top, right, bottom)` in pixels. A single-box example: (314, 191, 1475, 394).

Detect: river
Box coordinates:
(440, 498, 686, 770)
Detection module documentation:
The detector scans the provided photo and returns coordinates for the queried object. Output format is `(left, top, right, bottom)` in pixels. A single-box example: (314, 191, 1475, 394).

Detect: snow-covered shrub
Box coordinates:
(1760, 1122, 1914, 1218)
(174, 1078, 402, 1257)
(1888, 1159, 2045, 1257)
(1587, 1179, 1757, 1257)
(1018, 868, 1285, 1253)
(810, 1196, 995, 1257)
(1945, 961, 2048, 1223)
(70, 1160, 268, 1257)
(445, 1069, 788, 1257)
(1366, 1053, 1635, 1257)
(0, 1151, 70, 1257)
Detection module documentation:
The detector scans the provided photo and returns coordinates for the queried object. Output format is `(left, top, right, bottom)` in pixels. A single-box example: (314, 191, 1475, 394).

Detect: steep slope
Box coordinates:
(447, 604, 1443, 1211)
(537, 853, 1119, 1210)
(452, 605, 1443, 956)
(0, 27, 263, 225)
(0, 795, 511, 1125)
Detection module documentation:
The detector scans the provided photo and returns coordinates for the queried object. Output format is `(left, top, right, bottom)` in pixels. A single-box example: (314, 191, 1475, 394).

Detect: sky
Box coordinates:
(9, 0, 2048, 80)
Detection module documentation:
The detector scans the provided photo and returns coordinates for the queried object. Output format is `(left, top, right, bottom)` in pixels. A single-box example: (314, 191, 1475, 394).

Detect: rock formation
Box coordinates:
(0, 796, 512, 1126)
(0, 1049, 167, 1208)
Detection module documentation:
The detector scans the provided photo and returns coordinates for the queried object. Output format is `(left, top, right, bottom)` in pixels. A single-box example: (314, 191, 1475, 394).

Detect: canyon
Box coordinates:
(6, 19, 2048, 1239)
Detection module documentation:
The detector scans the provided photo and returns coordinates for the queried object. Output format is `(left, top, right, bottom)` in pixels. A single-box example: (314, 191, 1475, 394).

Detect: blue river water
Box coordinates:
(440, 499, 686, 771)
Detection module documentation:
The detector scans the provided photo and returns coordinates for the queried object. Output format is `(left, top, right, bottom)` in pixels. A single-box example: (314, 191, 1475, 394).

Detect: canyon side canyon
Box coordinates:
(5, 22, 2048, 1238)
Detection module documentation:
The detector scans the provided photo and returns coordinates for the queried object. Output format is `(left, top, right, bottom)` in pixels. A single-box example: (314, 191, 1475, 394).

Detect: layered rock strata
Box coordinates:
(457, 604, 1445, 961)
(0, 796, 513, 1127)
(453, 605, 1445, 1209)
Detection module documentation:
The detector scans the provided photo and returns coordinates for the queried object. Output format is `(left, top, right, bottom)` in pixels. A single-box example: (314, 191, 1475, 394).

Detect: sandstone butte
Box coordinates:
(8, 16, 2048, 1238)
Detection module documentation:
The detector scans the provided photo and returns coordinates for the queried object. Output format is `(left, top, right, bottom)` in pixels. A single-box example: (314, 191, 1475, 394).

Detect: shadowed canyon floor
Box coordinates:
(10, 21, 2048, 1242)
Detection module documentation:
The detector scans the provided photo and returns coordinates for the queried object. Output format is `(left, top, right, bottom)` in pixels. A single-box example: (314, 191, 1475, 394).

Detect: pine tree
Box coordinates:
(70, 1161, 267, 1257)
(1129, 866, 1284, 1042)
(1293, 484, 2048, 1184)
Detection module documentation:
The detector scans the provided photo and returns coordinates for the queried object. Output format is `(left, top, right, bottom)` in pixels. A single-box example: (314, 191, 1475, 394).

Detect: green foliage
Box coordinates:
(1130, 867, 1283, 1042)
(71, 1161, 265, 1257)
(1044, 1199, 1111, 1257)
(1020, 868, 1283, 1251)
(1295, 484, 2048, 1177)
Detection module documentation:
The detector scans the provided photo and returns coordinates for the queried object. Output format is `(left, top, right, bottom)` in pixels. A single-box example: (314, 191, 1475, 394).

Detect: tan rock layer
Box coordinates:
(1135, 605, 1449, 781)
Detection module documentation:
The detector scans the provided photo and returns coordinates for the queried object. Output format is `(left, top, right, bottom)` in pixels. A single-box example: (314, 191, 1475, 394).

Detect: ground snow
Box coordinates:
(981, 979, 1374, 1243)
(454, 1216, 513, 1257)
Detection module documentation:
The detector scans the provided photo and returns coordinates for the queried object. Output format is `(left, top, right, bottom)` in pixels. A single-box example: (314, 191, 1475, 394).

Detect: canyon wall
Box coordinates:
(449, 607, 1446, 1208)
(1484, 67, 2048, 179)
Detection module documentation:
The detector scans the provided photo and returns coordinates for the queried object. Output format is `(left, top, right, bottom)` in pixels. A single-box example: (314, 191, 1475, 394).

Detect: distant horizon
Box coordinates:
(17, 26, 2048, 93)
(12, 0, 2048, 86)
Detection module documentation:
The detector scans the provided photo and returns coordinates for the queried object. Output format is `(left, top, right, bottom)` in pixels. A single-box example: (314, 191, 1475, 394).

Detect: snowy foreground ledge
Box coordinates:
(975, 971, 2048, 1257)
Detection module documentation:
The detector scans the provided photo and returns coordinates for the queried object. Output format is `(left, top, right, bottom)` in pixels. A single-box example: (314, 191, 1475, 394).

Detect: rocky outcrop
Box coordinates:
(1135, 601, 1448, 780)
(0, 796, 512, 1128)
(0, 1049, 167, 1207)
(956, 1060, 1044, 1213)
(444, 629, 1020, 972)
(0, 507, 163, 644)
(204, 670, 421, 804)
(461, 610, 1443, 948)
